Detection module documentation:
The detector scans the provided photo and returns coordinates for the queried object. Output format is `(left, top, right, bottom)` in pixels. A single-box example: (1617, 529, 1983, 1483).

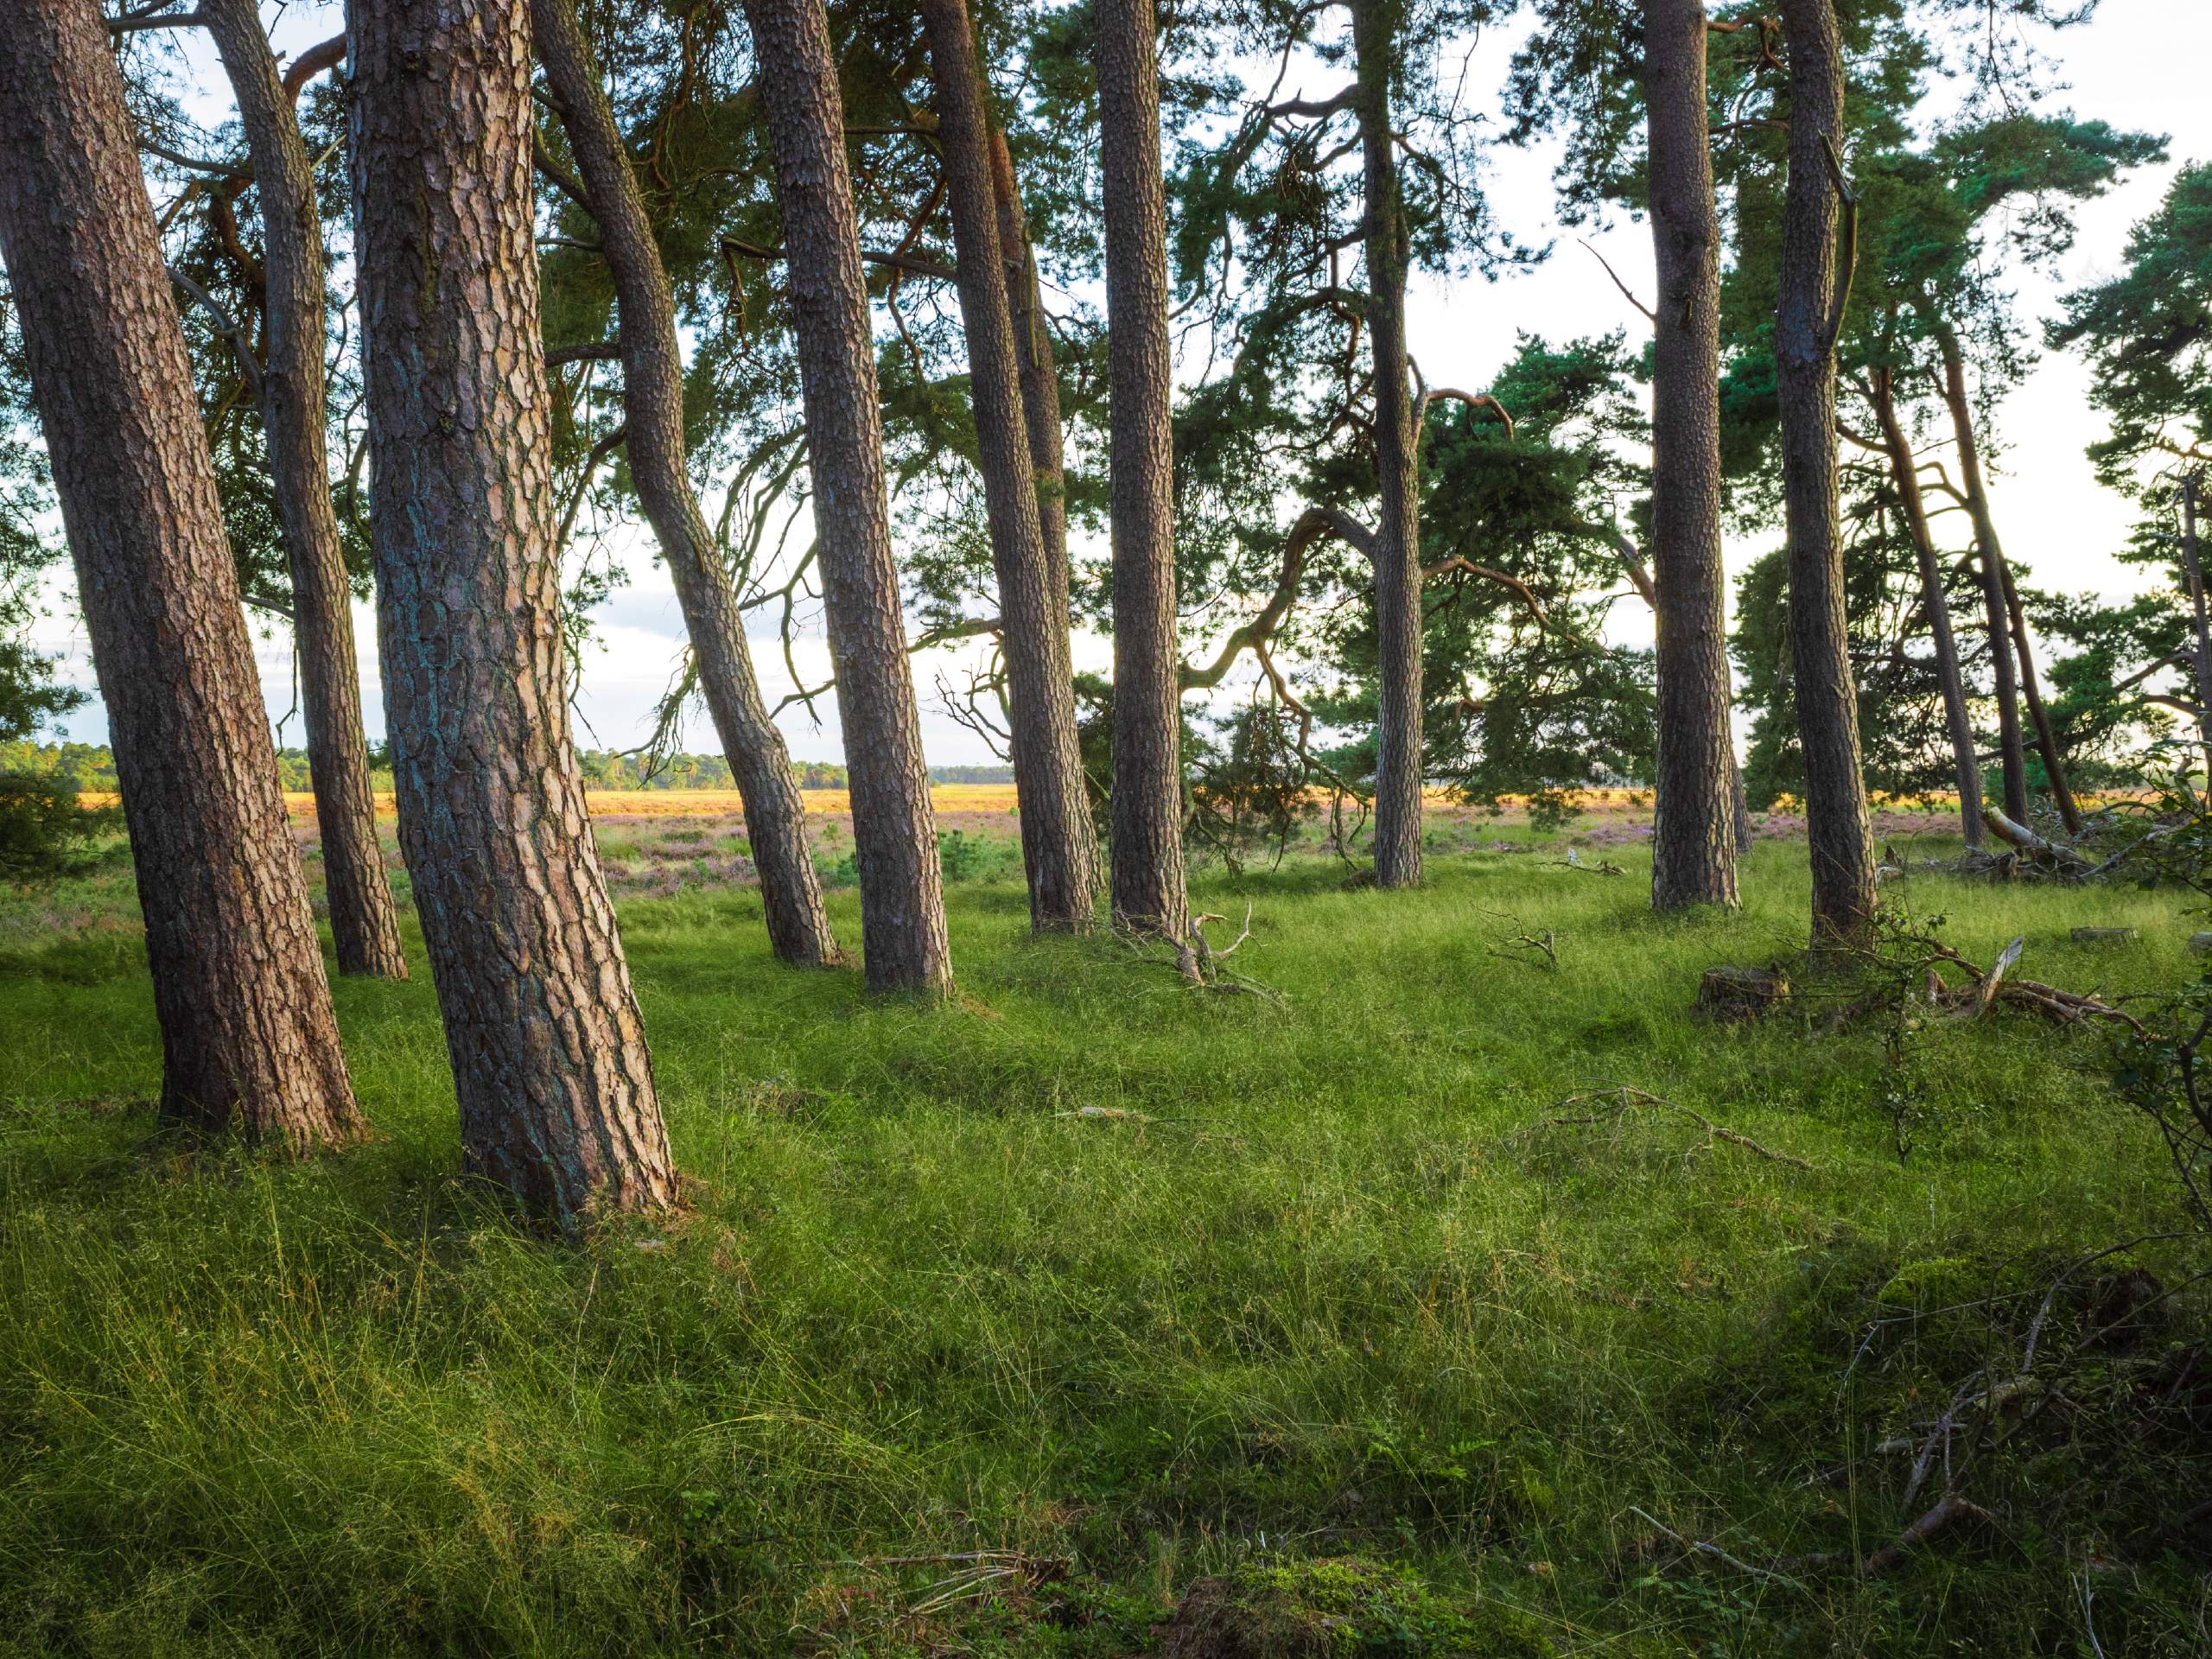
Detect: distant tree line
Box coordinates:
(1, 740, 1014, 795)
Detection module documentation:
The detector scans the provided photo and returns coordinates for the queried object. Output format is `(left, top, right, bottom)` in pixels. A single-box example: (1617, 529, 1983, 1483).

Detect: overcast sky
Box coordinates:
(25, 0, 2212, 766)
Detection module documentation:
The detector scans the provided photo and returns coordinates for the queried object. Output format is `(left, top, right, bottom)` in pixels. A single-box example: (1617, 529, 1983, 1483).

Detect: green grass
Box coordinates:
(1, 834, 2207, 1655)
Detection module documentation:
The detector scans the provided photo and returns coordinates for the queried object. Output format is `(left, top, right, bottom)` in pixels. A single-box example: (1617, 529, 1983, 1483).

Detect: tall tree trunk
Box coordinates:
(1931, 326, 2082, 833)
(0, 0, 360, 1147)
(741, 0, 952, 995)
(1998, 564, 2083, 835)
(1096, 0, 1191, 940)
(919, 0, 1100, 929)
(1642, 0, 1738, 910)
(200, 0, 407, 979)
(1775, 0, 1877, 953)
(1871, 368, 1984, 846)
(348, 0, 673, 1219)
(1605, 526, 1754, 852)
(1927, 322, 2033, 826)
(532, 0, 838, 969)
(1351, 0, 1424, 889)
(987, 124, 1071, 630)
(2183, 473, 2212, 780)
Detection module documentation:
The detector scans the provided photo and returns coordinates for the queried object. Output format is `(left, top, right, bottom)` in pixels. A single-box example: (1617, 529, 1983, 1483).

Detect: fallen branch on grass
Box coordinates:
(1630, 1491, 1996, 1590)
(1113, 903, 1287, 1001)
(1626, 1507, 1810, 1594)
(1904, 933, 2146, 1035)
(1480, 907, 1558, 971)
(1545, 1086, 1815, 1170)
(1545, 847, 1626, 877)
(1981, 806, 2093, 874)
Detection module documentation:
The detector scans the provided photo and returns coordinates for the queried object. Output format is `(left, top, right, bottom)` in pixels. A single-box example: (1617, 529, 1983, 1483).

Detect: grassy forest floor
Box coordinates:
(2, 804, 2208, 1656)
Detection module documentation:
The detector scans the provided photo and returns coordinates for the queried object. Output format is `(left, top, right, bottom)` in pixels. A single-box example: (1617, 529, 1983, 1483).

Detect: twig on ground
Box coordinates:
(1545, 847, 1625, 877)
(1626, 1507, 1811, 1594)
(1546, 1086, 1816, 1170)
(1480, 906, 1557, 971)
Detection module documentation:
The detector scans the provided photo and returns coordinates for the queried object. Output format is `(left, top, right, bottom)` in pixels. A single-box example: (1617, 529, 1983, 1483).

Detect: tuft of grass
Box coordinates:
(0, 835, 2206, 1655)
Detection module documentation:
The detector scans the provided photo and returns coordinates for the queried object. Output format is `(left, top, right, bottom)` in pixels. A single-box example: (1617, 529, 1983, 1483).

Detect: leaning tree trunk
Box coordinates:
(0, 0, 360, 1147)
(532, 0, 837, 969)
(1352, 0, 1425, 889)
(1871, 368, 1984, 846)
(1643, 0, 1738, 911)
(741, 0, 952, 995)
(919, 0, 1100, 929)
(200, 0, 408, 981)
(1096, 0, 1192, 941)
(1999, 563, 2085, 836)
(987, 124, 1073, 634)
(1933, 329, 2082, 834)
(349, 0, 673, 1220)
(1926, 322, 2035, 827)
(1775, 0, 1877, 954)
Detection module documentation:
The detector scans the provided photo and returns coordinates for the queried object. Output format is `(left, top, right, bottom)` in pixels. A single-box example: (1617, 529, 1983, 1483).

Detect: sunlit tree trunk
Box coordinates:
(0, 0, 360, 1146)
(1096, 0, 1192, 940)
(349, 0, 673, 1219)
(1352, 0, 1424, 889)
(1643, 0, 1738, 910)
(532, 0, 837, 969)
(1775, 0, 1877, 952)
(987, 124, 1071, 632)
(200, 0, 407, 979)
(919, 0, 1100, 929)
(741, 0, 953, 994)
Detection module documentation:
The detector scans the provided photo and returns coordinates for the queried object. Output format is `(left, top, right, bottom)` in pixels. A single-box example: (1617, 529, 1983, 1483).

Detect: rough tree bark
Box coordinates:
(348, 0, 673, 1218)
(1775, 0, 1878, 952)
(1870, 367, 1984, 846)
(532, 0, 838, 969)
(1096, 0, 1192, 940)
(2183, 473, 2212, 780)
(198, 0, 407, 979)
(919, 0, 1101, 929)
(741, 0, 953, 995)
(1351, 0, 1425, 889)
(0, 0, 360, 1146)
(1593, 524, 1755, 852)
(1642, 0, 1738, 910)
(987, 124, 1072, 629)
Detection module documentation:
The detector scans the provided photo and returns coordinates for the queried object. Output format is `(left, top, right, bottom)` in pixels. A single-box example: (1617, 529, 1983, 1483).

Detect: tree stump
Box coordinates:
(1698, 966, 1790, 1023)
(2189, 931, 2212, 956)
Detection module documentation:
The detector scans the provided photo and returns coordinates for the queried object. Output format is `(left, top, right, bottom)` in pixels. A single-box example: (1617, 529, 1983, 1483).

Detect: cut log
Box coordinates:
(2069, 927, 2138, 946)
(2190, 931, 2212, 956)
(1698, 966, 1790, 1023)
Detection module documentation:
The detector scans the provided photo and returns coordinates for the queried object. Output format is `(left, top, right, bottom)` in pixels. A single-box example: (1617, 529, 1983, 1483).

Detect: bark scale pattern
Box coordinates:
(920, 0, 1102, 930)
(741, 0, 953, 995)
(1775, 0, 1877, 952)
(0, 0, 360, 1146)
(202, 0, 408, 979)
(1096, 0, 1191, 939)
(1643, 0, 1738, 911)
(987, 126, 1071, 622)
(531, 0, 837, 969)
(1352, 0, 1425, 890)
(348, 0, 673, 1217)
